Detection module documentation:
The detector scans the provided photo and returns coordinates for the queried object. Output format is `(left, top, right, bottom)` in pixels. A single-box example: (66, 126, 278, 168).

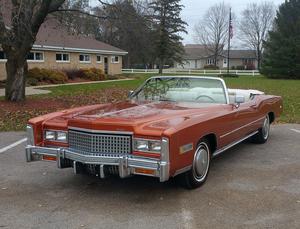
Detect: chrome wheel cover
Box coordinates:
(192, 143, 210, 182)
(262, 115, 270, 140)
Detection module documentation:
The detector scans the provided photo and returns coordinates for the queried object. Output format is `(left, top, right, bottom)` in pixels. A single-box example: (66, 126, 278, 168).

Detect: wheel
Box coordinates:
(176, 139, 211, 189)
(251, 115, 270, 144)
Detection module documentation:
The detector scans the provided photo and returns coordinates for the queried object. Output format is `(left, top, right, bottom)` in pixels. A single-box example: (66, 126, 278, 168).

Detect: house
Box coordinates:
(0, 17, 127, 81)
(175, 44, 258, 70)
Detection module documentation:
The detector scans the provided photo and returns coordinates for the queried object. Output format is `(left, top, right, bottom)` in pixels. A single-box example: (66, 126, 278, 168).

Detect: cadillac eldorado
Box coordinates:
(25, 76, 283, 189)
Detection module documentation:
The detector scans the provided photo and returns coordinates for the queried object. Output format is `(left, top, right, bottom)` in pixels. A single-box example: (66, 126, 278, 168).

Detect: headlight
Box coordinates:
(134, 138, 161, 153)
(44, 130, 67, 142)
(45, 131, 56, 141)
(57, 131, 67, 141)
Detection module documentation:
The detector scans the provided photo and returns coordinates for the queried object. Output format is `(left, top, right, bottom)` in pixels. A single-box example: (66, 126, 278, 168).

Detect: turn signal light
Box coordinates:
(134, 168, 155, 176)
(42, 155, 57, 161)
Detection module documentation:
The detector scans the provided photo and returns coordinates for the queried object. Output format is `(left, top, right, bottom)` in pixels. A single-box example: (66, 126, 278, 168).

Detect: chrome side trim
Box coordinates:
(26, 125, 35, 146)
(68, 127, 133, 135)
(160, 137, 170, 182)
(220, 117, 264, 139)
(213, 131, 258, 157)
(173, 165, 192, 177)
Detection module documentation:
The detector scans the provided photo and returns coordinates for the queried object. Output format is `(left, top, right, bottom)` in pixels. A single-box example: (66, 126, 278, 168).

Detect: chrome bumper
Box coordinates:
(25, 145, 170, 182)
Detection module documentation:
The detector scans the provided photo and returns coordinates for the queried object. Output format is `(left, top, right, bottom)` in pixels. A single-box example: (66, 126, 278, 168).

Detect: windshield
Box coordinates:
(132, 77, 227, 104)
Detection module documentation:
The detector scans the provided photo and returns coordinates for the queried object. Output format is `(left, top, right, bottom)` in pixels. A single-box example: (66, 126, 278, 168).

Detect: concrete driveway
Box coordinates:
(0, 124, 299, 229)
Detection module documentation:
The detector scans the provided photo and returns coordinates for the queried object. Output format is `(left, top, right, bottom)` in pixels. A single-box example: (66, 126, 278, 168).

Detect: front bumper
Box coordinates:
(25, 145, 170, 182)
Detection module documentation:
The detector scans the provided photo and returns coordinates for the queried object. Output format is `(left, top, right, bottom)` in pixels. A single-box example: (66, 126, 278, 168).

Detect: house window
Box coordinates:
(111, 56, 119, 63)
(206, 58, 215, 65)
(96, 55, 102, 63)
(56, 53, 70, 62)
(0, 51, 6, 60)
(79, 54, 91, 63)
(242, 58, 254, 65)
(27, 51, 44, 62)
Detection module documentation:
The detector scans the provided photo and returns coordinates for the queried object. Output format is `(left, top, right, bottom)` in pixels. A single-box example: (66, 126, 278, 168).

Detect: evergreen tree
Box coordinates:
(149, 0, 187, 73)
(261, 0, 300, 79)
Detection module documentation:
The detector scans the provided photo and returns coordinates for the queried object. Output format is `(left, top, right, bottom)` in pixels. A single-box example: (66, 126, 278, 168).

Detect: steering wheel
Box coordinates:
(195, 95, 216, 102)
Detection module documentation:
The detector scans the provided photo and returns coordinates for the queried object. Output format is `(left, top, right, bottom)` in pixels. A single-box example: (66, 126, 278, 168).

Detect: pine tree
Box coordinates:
(261, 0, 300, 79)
(149, 0, 187, 74)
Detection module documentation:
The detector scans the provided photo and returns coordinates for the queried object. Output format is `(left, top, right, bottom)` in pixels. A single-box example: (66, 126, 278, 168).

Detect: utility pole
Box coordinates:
(227, 8, 232, 74)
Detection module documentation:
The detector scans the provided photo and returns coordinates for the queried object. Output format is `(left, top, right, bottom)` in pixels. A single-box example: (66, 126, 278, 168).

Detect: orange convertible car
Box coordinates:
(26, 76, 283, 189)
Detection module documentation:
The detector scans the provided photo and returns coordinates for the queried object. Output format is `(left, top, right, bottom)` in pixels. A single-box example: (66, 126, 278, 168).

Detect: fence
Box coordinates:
(122, 68, 260, 76)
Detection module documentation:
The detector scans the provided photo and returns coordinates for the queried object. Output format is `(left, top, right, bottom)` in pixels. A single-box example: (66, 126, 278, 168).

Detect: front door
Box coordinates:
(104, 57, 109, 74)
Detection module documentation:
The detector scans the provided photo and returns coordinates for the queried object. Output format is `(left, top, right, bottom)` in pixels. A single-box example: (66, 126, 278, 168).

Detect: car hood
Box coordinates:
(42, 100, 226, 135)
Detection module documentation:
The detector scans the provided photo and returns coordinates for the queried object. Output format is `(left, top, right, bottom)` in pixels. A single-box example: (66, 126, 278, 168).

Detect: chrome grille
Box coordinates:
(68, 130, 132, 155)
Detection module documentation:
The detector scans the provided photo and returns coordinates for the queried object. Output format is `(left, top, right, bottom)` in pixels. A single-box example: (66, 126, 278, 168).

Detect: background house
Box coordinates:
(175, 44, 258, 70)
(0, 19, 127, 81)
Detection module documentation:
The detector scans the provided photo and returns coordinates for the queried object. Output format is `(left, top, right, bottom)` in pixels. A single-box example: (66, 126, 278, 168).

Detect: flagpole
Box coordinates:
(227, 8, 232, 74)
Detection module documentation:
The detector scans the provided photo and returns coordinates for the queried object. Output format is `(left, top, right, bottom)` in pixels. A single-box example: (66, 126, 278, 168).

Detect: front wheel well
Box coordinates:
(268, 112, 275, 124)
(199, 134, 217, 154)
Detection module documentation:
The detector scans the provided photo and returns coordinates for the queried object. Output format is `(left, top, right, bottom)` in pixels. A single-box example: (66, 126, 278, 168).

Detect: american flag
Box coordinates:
(229, 11, 233, 39)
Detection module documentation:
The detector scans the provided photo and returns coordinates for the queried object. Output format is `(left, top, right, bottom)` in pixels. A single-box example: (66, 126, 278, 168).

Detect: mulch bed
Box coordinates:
(0, 88, 128, 131)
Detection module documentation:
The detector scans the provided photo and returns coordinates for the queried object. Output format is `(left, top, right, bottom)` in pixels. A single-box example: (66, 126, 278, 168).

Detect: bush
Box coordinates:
(236, 65, 245, 70)
(27, 68, 68, 84)
(204, 65, 219, 70)
(63, 68, 106, 81)
(81, 68, 106, 81)
(245, 64, 255, 70)
(64, 69, 84, 80)
(26, 77, 38, 86)
(219, 73, 239, 78)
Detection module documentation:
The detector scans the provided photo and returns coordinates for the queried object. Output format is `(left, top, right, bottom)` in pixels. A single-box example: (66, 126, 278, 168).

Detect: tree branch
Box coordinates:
(55, 9, 113, 20)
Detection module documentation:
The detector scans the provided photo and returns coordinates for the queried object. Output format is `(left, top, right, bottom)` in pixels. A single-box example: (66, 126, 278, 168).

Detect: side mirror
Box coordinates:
(234, 95, 245, 108)
(128, 90, 134, 98)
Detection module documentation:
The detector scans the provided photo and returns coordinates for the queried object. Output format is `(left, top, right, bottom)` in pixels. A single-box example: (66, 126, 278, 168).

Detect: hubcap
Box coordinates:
(193, 143, 210, 182)
(262, 115, 270, 140)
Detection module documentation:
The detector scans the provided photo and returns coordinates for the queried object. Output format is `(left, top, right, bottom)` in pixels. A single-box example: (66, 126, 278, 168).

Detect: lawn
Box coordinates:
(0, 74, 299, 131)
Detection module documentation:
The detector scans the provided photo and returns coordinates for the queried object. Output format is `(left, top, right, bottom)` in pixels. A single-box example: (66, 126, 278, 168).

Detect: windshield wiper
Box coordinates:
(159, 98, 175, 102)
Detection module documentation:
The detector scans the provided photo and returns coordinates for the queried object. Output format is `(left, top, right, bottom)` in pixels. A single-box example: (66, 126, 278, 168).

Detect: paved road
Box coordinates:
(0, 124, 299, 229)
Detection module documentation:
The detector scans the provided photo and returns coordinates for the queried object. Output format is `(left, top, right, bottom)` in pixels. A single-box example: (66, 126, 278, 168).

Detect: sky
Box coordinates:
(180, 0, 285, 45)
(90, 0, 286, 45)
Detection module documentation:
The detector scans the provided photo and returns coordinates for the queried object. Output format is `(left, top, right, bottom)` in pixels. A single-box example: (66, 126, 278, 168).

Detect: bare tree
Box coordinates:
(194, 3, 230, 66)
(239, 2, 275, 69)
(0, 0, 65, 102)
(0, 0, 111, 102)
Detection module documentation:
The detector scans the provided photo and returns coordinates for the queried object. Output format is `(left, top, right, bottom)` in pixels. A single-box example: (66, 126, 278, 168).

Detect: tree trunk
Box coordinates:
(257, 48, 261, 70)
(5, 57, 27, 102)
(159, 58, 164, 74)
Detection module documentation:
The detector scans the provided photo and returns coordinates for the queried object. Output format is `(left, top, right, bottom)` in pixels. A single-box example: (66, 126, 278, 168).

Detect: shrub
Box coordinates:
(27, 68, 68, 84)
(64, 69, 84, 80)
(245, 64, 255, 70)
(27, 68, 44, 81)
(236, 65, 245, 70)
(204, 65, 219, 70)
(48, 71, 68, 84)
(81, 68, 106, 81)
(219, 73, 239, 78)
(26, 77, 38, 86)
